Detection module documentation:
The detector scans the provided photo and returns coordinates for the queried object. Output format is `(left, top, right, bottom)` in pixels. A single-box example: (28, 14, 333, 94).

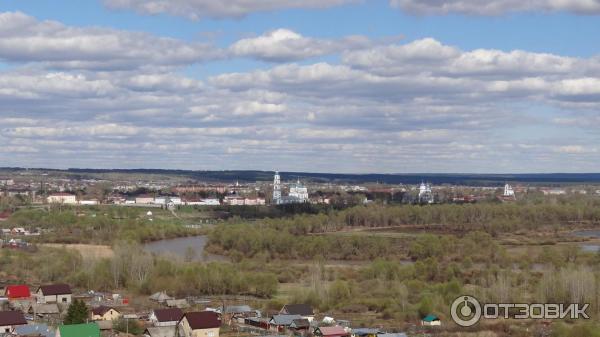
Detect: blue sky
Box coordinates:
(0, 0, 599, 173)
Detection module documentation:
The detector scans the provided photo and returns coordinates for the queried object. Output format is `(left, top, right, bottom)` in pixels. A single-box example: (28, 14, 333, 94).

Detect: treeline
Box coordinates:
(258, 200, 600, 235)
(5, 207, 198, 244)
(197, 203, 332, 220)
(207, 224, 394, 260)
(2, 244, 278, 298)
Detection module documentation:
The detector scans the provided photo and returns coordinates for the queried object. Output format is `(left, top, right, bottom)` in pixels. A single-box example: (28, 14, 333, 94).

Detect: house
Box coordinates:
(0, 310, 27, 334)
(221, 305, 256, 324)
(421, 314, 441, 326)
(144, 326, 178, 337)
(91, 305, 121, 321)
(244, 317, 269, 330)
(222, 195, 245, 206)
(351, 328, 380, 337)
(166, 299, 190, 309)
(29, 303, 60, 318)
(36, 284, 72, 304)
(289, 318, 310, 333)
(5, 285, 31, 300)
(150, 308, 184, 327)
(269, 315, 302, 332)
(136, 195, 155, 204)
(14, 323, 54, 337)
(314, 326, 350, 337)
(179, 311, 221, 337)
(280, 304, 314, 322)
(47, 193, 77, 205)
(184, 198, 220, 206)
(243, 198, 266, 206)
(55, 323, 100, 337)
(149, 291, 173, 303)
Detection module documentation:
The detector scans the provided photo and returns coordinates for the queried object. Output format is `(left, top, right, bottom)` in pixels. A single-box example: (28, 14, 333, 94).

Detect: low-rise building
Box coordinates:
(5, 285, 31, 301)
(150, 308, 184, 327)
(37, 284, 72, 304)
(314, 326, 350, 337)
(14, 323, 54, 337)
(184, 198, 221, 206)
(0, 310, 27, 334)
(55, 322, 100, 337)
(420, 314, 441, 326)
(280, 304, 314, 322)
(91, 306, 121, 321)
(136, 195, 155, 204)
(223, 195, 266, 206)
(79, 199, 99, 205)
(47, 193, 77, 205)
(179, 311, 221, 337)
(30, 303, 61, 319)
(269, 315, 302, 332)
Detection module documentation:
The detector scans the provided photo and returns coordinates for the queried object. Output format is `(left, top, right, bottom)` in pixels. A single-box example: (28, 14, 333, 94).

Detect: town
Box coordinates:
(3, 168, 600, 336)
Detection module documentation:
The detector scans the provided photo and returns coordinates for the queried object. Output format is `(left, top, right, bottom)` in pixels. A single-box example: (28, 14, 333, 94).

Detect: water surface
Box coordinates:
(143, 236, 227, 262)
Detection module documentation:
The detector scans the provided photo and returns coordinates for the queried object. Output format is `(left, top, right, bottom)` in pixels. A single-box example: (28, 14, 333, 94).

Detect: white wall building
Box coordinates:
(47, 193, 77, 205)
(418, 182, 434, 204)
(503, 184, 515, 197)
(289, 179, 309, 202)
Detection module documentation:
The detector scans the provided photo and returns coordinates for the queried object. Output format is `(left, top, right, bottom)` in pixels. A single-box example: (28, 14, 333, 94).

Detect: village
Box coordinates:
(0, 281, 426, 337)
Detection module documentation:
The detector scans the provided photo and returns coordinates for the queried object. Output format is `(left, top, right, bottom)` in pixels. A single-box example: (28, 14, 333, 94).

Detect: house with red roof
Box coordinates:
(4, 285, 31, 301)
(314, 326, 350, 337)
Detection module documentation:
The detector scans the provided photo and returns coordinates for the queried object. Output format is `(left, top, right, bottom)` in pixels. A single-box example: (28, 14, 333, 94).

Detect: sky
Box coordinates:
(0, 0, 600, 173)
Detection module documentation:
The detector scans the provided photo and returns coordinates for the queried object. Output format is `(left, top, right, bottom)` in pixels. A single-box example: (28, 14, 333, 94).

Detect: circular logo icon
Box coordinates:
(451, 295, 482, 327)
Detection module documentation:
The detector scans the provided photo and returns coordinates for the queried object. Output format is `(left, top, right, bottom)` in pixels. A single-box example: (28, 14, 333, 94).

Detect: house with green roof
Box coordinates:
(55, 322, 100, 337)
(420, 314, 441, 326)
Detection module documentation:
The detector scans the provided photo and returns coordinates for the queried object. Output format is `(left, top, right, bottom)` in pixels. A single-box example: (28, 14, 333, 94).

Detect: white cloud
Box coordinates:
(103, 0, 600, 18)
(0, 11, 220, 70)
(103, 0, 357, 19)
(230, 29, 372, 62)
(1, 22, 600, 172)
(390, 0, 600, 15)
(554, 145, 587, 153)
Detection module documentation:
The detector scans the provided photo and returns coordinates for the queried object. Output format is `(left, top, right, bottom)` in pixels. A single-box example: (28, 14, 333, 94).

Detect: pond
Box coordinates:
(143, 236, 227, 262)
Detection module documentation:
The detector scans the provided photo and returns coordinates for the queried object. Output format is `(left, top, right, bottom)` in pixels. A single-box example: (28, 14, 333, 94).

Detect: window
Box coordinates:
(62, 297, 67, 303)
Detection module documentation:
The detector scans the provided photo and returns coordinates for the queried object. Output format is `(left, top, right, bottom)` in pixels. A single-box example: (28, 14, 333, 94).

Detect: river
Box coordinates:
(573, 230, 600, 253)
(143, 236, 227, 262)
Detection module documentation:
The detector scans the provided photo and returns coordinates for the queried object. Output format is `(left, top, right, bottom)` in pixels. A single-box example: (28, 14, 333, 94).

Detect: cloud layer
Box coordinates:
(103, 0, 600, 18)
(0, 12, 219, 71)
(1, 11, 600, 172)
(103, 0, 357, 19)
(391, 0, 600, 15)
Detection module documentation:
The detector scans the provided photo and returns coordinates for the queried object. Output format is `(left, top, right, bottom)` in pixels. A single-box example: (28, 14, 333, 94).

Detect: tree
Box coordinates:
(64, 299, 89, 325)
(114, 318, 144, 335)
(184, 246, 197, 262)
